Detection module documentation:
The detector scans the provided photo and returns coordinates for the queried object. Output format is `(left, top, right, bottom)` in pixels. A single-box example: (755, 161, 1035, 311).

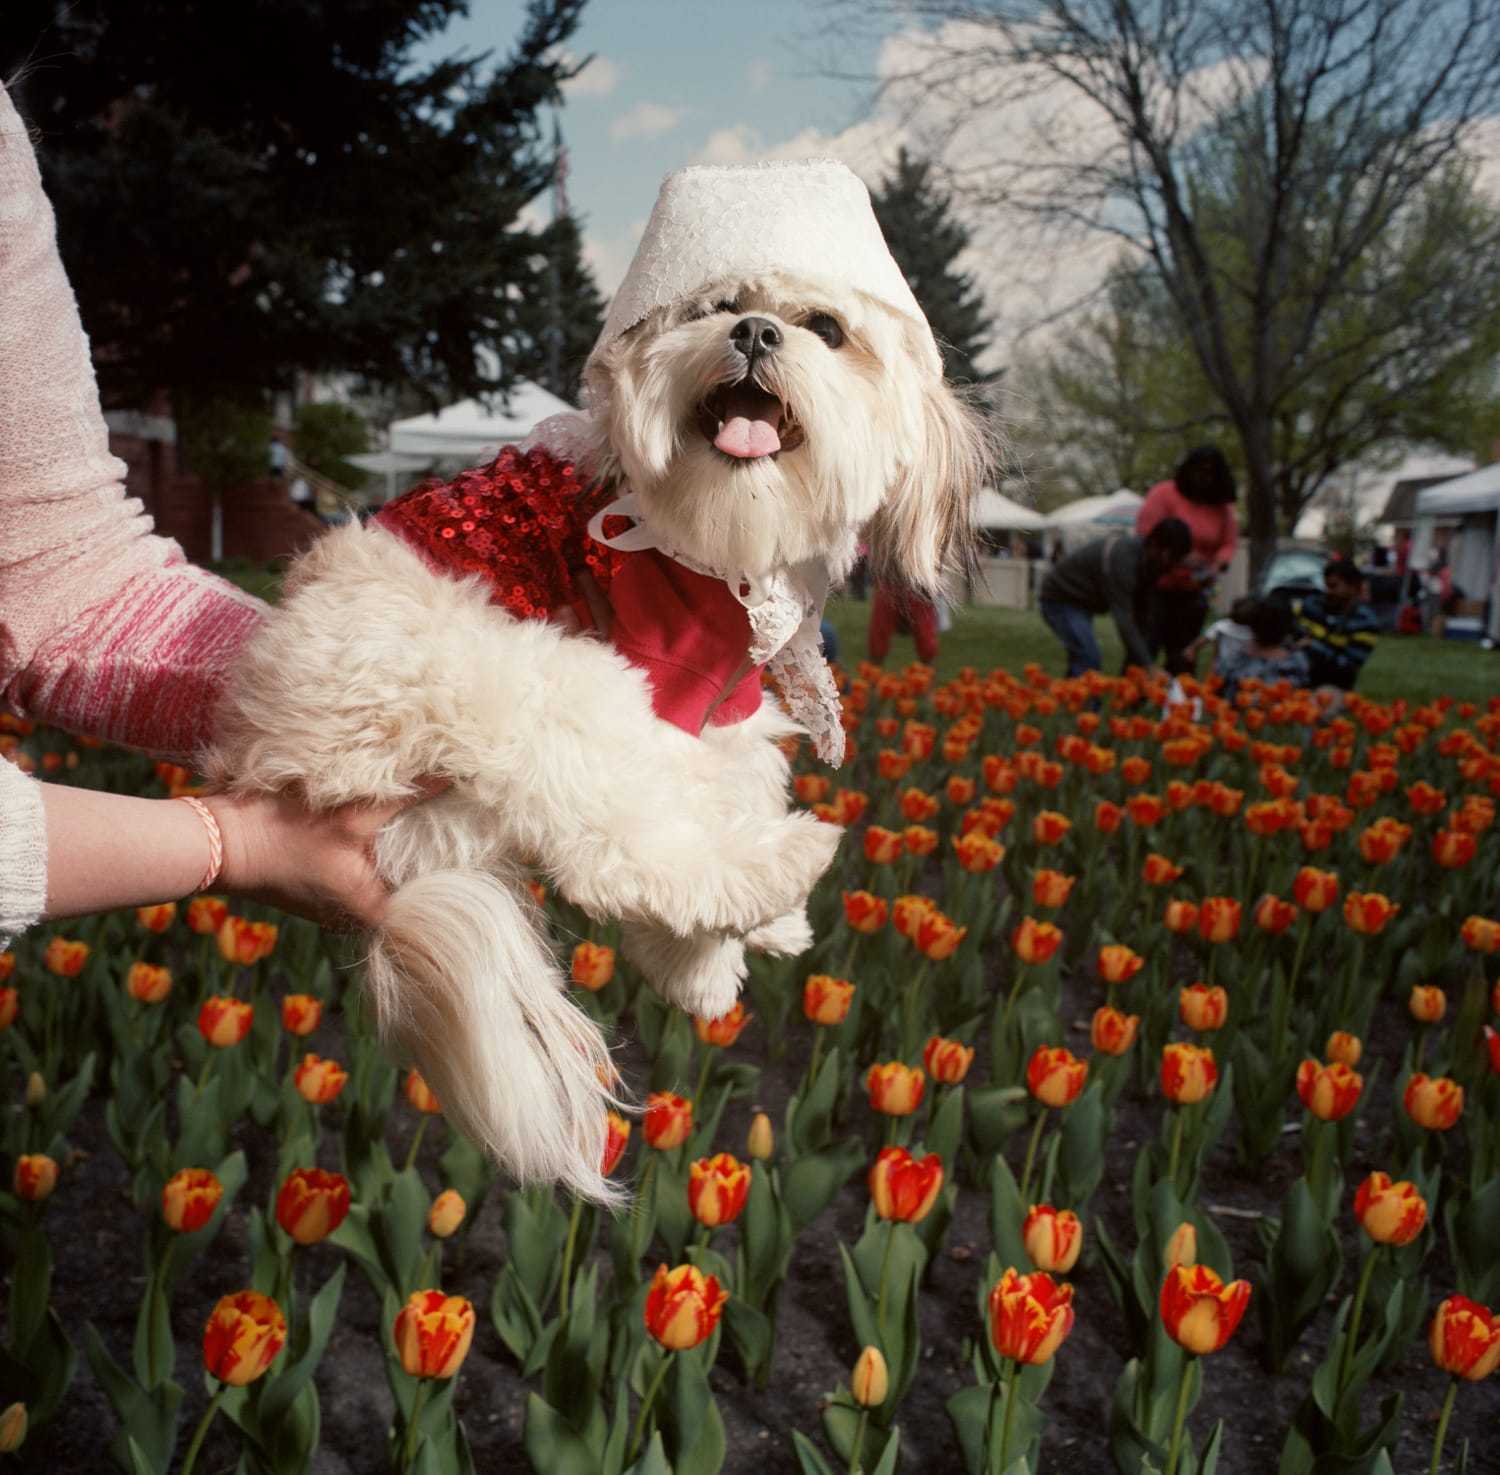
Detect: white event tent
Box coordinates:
(1046, 489, 1143, 528)
(974, 487, 1048, 531)
(388, 379, 576, 461)
(1410, 464, 1500, 643)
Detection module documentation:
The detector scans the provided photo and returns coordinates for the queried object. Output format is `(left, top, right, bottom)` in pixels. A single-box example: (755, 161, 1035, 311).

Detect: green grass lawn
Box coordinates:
(214, 560, 1494, 707)
(824, 597, 1498, 706)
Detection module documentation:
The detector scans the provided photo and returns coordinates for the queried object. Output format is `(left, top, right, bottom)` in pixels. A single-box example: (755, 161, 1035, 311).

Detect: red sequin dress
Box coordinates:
(374, 446, 765, 738)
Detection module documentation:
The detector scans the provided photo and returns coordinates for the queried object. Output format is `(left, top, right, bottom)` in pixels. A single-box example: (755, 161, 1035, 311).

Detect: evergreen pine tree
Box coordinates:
(871, 149, 996, 385)
(516, 211, 606, 405)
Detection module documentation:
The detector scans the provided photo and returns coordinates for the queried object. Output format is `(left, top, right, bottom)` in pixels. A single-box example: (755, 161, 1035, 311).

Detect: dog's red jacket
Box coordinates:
(374, 445, 765, 737)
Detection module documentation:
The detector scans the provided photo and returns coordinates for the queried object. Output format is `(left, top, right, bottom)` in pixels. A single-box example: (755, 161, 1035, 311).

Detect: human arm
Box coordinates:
(0, 82, 265, 760)
(1134, 482, 1171, 538)
(1104, 539, 1161, 672)
(3, 759, 446, 941)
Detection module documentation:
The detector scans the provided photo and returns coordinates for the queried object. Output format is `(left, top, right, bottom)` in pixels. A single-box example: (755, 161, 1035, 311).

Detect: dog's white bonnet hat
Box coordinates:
(598, 159, 942, 376)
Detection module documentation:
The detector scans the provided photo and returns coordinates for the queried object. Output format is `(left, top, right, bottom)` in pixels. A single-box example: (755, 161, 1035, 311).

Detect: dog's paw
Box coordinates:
(621, 925, 746, 1019)
(745, 907, 815, 958)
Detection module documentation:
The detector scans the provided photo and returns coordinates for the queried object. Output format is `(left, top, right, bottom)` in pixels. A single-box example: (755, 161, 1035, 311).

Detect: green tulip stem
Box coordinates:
(875, 1222, 898, 1345)
(847, 1408, 870, 1475)
(196, 1051, 216, 1096)
(1205, 945, 1218, 991)
(404, 1116, 428, 1173)
(1428, 1378, 1457, 1475)
(558, 1197, 583, 1319)
(1337, 1244, 1380, 1396)
(1286, 913, 1312, 1000)
(900, 960, 929, 1057)
(997, 965, 1028, 1055)
(179, 1382, 227, 1475)
(402, 1378, 431, 1472)
(1167, 1106, 1187, 1194)
(693, 1046, 714, 1120)
(1018, 1112, 1047, 1206)
(996, 1358, 1020, 1473)
(1413, 1024, 1428, 1072)
(634, 1154, 659, 1264)
(1163, 1358, 1195, 1475)
(627, 1352, 674, 1463)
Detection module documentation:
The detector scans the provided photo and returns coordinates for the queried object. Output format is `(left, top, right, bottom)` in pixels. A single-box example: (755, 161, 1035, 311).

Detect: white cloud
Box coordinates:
(745, 59, 773, 94)
(562, 54, 622, 100)
(611, 102, 687, 143)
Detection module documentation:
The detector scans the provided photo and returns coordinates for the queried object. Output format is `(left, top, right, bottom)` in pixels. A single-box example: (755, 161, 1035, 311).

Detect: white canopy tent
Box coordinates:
(1045, 489, 1142, 528)
(974, 487, 1048, 531)
(388, 379, 576, 461)
(1411, 465, 1500, 643)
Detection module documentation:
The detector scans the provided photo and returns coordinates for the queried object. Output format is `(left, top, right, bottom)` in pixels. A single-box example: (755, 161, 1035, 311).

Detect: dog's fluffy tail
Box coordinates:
(365, 869, 620, 1205)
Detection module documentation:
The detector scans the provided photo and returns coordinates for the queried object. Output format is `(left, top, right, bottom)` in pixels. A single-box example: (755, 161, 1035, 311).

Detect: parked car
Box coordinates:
(1256, 542, 1402, 630)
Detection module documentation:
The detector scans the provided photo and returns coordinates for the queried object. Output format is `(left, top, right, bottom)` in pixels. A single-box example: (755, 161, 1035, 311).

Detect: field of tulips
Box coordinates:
(2, 658, 1499, 1475)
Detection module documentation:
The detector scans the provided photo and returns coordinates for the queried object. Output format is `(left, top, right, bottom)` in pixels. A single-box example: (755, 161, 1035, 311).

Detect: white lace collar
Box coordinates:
(585, 492, 845, 766)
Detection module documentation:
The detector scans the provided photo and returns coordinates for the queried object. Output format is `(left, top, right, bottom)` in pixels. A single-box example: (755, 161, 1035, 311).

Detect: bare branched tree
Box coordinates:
(840, 0, 1500, 571)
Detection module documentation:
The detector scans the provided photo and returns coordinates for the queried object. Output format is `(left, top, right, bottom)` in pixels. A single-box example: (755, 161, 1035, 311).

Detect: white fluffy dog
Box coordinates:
(201, 163, 988, 1203)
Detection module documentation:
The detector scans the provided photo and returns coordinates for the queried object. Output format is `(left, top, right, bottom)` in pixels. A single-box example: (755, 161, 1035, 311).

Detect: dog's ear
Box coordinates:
(865, 370, 992, 599)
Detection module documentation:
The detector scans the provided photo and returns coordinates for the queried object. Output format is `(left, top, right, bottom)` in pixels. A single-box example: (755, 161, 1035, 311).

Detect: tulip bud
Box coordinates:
(1012, 917, 1063, 965)
(0, 1402, 25, 1454)
(1031, 869, 1075, 908)
(988, 1268, 1076, 1365)
(203, 1291, 286, 1386)
(1026, 1046, 1088, 1108)
(126, 962, 173, 1004)
(1161, 1043, 1218, 1105)
(43, 937, 90, 977)
(1163, 899, 1199, 934)
(803, 975, 855, 1025)
(393, 1290, 476, 1378)
(427, 1189, 466, 1238)
(281, 993, 322, 1036)
(694, 1001, 751, 1047)
(868, 1146, 944, 1222)
(1403, 1073, 1464, 1131)
(1296, 1059, 1363, 1121)
(1407, 985, 1446, 1024)
(688, 1154, 752, 1228)
(163, 1168, 225, 1233)
(135, 902, 177, 933)
(404, 1069, 442, 1115)
(186, 896, 229, 935)
(293, 1053, 349, 1104)
(570, 941, 615, 991)
(1022, 1204, 1083, 1273)
(24, 1071, 45, 1107)
(1354, 1172, 1427, 1246)
(198, 995, 253, 1047)
(643, 1264, 729, 1351)
(13, 1154, 57, 1201)
(275, 1168, 351, 1245)
(1325, 1031, 1362, 1068)
(922, 1034, 975, 1084)
(1090, 1006, 1140, 1056)
(602, 1111, 631, 1175)
(1164, 1222, 1197, 1270)
(851, 1347, 889, 1407)
(747, 1112, 774, 1161)
(643, 1091, 694, 1149)
(865, 1061, 926, 1116)
(1429, 1296, 1500, 1382)
(1160, 1264, 1252, 1354)
(0, 985, 17, 1031)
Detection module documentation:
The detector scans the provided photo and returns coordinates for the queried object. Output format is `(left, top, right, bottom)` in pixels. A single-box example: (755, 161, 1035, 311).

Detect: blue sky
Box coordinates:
(419, 1, 892, 290)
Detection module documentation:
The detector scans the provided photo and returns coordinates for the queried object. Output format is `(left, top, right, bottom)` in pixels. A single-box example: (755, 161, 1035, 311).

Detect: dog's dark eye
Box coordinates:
(803, 313, 844, 349)
(714, 299, 740, 315)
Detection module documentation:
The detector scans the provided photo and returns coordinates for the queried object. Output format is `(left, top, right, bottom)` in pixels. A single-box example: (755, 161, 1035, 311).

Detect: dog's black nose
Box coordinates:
(729, 316, 781, 359)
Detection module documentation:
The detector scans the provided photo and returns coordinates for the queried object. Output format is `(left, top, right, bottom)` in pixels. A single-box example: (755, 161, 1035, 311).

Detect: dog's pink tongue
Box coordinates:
(713, 385, 781, 458)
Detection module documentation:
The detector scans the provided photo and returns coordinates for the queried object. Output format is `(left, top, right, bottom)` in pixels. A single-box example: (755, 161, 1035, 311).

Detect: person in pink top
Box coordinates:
(1134, 445, 1239, 673)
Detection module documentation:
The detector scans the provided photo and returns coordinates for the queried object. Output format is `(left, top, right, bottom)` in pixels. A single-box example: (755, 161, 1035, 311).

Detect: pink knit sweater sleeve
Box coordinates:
(0, 85, 264, 762)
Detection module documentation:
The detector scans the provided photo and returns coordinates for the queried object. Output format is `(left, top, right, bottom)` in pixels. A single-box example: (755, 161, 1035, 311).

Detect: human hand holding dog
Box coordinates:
(203, 780, 450, 929)
(37, 779, 447, 929)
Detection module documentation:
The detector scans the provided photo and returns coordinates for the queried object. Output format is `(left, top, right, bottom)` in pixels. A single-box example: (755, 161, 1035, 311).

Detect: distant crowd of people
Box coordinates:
(852, 444, 1386, 705)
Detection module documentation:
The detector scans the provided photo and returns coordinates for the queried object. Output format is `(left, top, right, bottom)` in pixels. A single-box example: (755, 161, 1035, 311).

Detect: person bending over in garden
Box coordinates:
(1038, 518, 1192, 678)
(1293, 557, 1381, 692)
(0, 80, 445, 945)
